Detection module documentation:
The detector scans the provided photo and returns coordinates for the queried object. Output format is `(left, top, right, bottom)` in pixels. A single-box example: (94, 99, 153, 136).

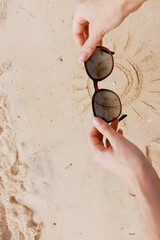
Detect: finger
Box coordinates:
(106, 119, 119, 147)
(92, 117, 119, 148)
(79, 29, 104, 62)
(89, 126, 105, 153)
(72, 15, 87, 49)
(89, 127, 113, 167)
(118, 128, 123, 136)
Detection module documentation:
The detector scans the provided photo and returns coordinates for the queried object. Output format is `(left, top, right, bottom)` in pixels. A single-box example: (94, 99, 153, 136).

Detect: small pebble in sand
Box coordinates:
(147, 119, 152, 123)
(112, 81, 116, 85)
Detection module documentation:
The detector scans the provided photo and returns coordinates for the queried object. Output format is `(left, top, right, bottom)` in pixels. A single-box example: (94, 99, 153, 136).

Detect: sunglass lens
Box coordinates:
(92, 90, 121, 123)
(85, 48, 113, 80)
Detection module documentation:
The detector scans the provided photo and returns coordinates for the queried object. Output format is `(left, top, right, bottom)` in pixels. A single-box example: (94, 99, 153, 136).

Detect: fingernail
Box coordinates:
(79, 52, 87, 62)
(92, 117, 103, 126)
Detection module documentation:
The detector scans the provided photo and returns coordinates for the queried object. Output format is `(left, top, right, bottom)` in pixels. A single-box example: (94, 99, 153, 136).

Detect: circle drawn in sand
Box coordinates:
(114, 57, 142, 106)
(86, 56, 143, 106)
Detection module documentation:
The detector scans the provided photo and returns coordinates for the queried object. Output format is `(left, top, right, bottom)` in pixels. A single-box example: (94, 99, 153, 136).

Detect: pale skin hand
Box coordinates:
(89, 117, 160, 240)
(73, 0, 147, 62)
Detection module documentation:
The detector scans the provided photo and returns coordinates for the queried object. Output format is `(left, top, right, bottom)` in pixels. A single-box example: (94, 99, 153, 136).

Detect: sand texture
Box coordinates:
(0, 0, 160, 239)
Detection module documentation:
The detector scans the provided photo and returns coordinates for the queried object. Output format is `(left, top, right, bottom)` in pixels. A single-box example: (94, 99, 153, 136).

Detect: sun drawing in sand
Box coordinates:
(72, 33, 160, 129)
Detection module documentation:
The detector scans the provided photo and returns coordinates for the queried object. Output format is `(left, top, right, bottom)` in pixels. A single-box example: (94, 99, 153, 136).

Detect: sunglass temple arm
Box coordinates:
(118, 114, 127, 122)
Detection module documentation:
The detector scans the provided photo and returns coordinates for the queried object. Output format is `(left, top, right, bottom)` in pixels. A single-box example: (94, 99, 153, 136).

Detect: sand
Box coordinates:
(0, 0, 160, 239)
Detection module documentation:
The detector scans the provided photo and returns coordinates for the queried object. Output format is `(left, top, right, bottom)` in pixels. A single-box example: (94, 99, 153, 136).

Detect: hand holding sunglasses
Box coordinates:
(84, 46, 127, 123)
(73, 0, 146, 62)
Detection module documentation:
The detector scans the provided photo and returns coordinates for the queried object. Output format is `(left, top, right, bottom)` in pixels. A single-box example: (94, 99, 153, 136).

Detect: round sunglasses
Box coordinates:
(84, 46, 127, 123)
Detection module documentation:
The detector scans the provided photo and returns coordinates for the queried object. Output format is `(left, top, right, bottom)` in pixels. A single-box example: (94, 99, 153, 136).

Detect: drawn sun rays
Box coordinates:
(72, 32, 160, 127)
(72, 72, 91, 119)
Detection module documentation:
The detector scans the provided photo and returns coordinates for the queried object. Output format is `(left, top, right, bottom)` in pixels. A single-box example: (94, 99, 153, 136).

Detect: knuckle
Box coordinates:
(101, 123, 110, 135)
(83, 42, 95, 52)
(95, 30, 106, 39)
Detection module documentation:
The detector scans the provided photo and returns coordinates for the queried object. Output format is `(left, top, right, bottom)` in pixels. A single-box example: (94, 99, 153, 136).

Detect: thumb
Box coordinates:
(92, 117, 119, 147)
(79, 31, 103, 62)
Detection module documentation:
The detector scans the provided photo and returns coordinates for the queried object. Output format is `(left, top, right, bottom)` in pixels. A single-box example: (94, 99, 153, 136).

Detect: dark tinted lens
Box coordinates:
(85, 48, 113, 80)
(93, 90, 121, 123)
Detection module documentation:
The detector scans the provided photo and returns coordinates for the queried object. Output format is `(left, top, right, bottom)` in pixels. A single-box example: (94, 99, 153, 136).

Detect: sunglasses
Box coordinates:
(84, 46, 127, 123)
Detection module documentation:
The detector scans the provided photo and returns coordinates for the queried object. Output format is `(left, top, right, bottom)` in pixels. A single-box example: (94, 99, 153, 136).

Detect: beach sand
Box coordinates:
(0, 0, 160, 239)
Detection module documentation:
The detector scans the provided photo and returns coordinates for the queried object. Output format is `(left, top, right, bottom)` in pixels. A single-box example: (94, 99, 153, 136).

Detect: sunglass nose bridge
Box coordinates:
(93, 81, 99, 92)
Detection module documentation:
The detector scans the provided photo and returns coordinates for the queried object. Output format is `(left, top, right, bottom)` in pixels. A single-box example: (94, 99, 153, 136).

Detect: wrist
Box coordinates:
(121, 0, 147, 17)
(126, 157, 153, 191)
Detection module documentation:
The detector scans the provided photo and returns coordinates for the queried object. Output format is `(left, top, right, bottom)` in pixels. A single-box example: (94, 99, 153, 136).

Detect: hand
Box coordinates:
(89, 117, 160, 240)
(73, 0, 146, 62)
(89, 117, 151, 184)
